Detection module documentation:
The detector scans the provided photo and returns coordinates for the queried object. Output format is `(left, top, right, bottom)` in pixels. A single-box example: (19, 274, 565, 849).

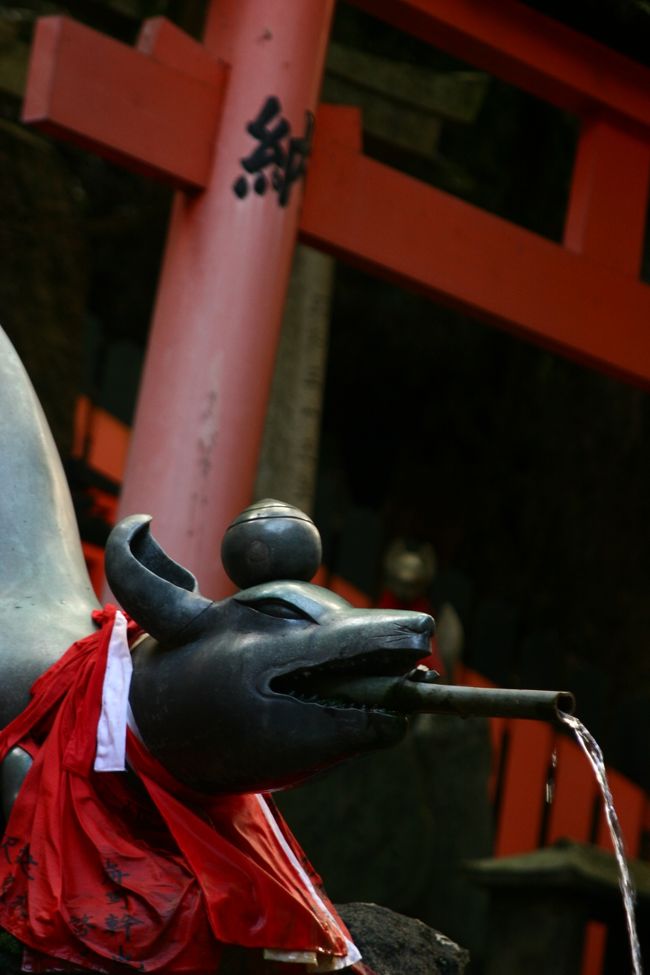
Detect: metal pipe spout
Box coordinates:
(313, 671, 575, 723)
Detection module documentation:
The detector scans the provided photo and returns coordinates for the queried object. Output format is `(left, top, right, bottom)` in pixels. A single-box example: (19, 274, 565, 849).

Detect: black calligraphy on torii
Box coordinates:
(233, 96, 314, 207)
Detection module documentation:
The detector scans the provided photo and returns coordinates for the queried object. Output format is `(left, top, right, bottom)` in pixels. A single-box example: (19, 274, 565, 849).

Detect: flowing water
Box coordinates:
(559, 712, 643, 975)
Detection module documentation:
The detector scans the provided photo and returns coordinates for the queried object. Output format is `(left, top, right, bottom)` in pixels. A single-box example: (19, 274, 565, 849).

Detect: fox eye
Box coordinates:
(245, 599, 314, 622)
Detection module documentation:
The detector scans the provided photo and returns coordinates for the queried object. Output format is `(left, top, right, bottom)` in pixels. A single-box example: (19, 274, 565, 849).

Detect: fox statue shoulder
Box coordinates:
(0, 327, 100, 726)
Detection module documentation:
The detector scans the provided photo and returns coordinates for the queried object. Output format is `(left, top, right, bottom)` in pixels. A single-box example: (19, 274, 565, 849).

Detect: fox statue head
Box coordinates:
(106, 511, 434, 795)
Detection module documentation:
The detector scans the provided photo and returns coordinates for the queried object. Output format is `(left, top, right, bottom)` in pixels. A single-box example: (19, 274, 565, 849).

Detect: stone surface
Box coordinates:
(466, 838, 650, 900)
(338, 902, 469, 974)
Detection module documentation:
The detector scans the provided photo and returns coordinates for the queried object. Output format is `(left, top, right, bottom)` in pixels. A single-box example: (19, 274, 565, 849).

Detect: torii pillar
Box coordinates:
(23, 1, 335, 597)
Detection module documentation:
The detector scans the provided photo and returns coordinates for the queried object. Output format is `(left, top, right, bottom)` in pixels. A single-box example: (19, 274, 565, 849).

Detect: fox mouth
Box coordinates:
(270, 645, 427, 713)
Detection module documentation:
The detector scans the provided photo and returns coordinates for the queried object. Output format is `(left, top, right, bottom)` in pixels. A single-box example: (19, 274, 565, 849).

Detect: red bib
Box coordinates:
(0, 607, 356, 973)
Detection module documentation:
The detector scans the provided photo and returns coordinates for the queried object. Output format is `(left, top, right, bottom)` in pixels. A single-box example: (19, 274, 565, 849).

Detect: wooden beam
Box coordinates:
(564, 115, 650, 277)
(494, 720, 554, 856)
(136, 17, 226, 88)
(300, 109, 650, 387)
(348, 0, 650, 134)
(22, 16, 226, 190)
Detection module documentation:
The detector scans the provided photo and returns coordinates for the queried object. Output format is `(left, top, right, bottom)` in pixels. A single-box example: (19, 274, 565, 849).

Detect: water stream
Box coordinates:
(559, 712, 643, 975)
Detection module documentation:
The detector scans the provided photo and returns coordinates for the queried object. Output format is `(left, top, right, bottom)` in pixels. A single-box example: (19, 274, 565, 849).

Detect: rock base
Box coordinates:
(338, 902, 469, 974)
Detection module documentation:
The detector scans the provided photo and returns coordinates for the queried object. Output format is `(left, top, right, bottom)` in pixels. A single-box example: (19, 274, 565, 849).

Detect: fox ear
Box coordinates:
(105, 515, 211, 645)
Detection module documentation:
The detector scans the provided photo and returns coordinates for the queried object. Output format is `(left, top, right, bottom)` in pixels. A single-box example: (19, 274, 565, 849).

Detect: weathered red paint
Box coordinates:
(300, 107, 650, 388)
(23, 16, 227, 190)
(564, 115, 650, 277)
(136, 16, 225, 88)
(493, 720, 554, 856)
(349, 0, 650, 131)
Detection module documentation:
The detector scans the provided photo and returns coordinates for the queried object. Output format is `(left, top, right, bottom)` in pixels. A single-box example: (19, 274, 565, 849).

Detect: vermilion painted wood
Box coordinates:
(565, 116, 650, 276)
(136, 17, 225, 88)
(73, 396, 129, 484)
(22, 16, 226, 190)
(314, 103, 364, 153)
(581, 923, 607, 975)
(300, 116, 650, 388)
(116, 0, 336, 597)
(546, 736, 598, 845)
(348, 0, 650, 133)
(86, 407, 130, 485)
(494, 719, 554, 856)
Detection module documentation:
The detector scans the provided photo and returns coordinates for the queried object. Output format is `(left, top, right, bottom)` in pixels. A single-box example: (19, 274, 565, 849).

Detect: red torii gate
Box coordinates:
(22, 0, 650, 597)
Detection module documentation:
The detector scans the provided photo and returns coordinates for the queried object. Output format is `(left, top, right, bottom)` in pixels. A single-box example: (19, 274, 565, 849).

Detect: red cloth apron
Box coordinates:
(0, 607, 355, 973)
